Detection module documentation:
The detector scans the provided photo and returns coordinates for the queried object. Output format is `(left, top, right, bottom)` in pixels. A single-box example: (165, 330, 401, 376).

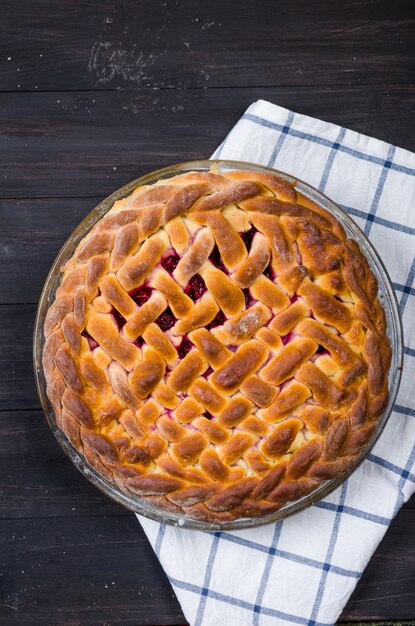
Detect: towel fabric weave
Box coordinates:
(138, 100, 415, 626)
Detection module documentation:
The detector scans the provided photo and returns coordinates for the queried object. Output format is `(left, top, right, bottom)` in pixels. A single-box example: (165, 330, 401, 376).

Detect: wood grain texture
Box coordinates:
(1, 86, 415, 200)
(341, 509, 415, 621)
(0, 305, 39, 411)
(2, 409, 413, 523)
(0, 410, 130, 519)
(1, 0, 415, 623)
(0, 510, 414, 624)
(0, 516, 184, 625)
(0, 198, 101, 304)
(0, 0, 414, 91)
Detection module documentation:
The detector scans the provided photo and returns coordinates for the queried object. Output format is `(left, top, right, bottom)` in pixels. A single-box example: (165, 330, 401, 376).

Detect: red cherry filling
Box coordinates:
(203, 366, 214, 378)
(240, 225, 257, 251)
(155, 307, 177, 331)
(129, 286, 152, 306)
(177, 337, 194, 359)
(263, 264, 274, 280)
(316, 345, 329, 355)
(243, 288, 256, 307)
(134, 337, 145, 348)
(184, 274, 207, 301)
(281, 332, 294, 345)
(81, 331, 99, 351)
(204, 412, 214, 420)
(206, 310, 226, 330)
(161, 253, 180, 273)
(209, 245, 227, 273)
(112, 308, 127, 329)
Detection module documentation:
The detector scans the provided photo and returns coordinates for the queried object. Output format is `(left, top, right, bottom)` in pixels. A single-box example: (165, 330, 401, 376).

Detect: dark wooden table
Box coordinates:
(1, 1, 414, 624)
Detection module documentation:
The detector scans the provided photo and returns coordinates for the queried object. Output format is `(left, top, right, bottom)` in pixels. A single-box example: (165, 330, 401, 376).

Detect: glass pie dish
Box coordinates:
(33, 159, 403, 531)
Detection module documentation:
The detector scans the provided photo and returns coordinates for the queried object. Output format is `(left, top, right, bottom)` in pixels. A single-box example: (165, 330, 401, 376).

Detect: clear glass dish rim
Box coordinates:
(33, 159, 404, 532)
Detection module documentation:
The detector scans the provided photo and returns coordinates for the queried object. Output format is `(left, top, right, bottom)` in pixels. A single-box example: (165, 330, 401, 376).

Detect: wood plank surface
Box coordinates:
(1, 86, 415, 200)
(0, 305, 38, 411)
(340, 509, 415, 621)
(0, 0, 413, 91)
(0, 516, 184, 625)
(0, 408, 414, 622)
(1, 409, 414, 522)
(0, 510, 414, 624)
(0, 198, 100, 304)
(1, 0, 414, 623)
(0, 410, 129, 519)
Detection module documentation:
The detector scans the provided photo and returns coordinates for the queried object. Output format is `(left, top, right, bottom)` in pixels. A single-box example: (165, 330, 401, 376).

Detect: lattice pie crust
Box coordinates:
(43, 169, 391, 522)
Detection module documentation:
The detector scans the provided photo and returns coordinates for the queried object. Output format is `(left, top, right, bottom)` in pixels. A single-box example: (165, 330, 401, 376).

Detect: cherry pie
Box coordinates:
(43, 168, 391, 522)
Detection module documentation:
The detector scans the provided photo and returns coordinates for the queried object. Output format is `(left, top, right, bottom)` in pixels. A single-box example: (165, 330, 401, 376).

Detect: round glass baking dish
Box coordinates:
(33, 159, 403, 531)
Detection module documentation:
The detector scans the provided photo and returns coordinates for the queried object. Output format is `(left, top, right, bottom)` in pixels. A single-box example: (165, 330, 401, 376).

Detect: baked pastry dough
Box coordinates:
(43, 168, 391, 522)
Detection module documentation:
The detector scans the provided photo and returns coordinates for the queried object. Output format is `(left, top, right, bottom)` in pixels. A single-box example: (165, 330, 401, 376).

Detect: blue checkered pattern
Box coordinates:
(138, 100, 415, 626)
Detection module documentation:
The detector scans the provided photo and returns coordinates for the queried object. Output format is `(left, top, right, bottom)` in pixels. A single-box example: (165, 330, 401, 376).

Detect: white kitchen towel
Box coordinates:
(138, 100, 415, 626)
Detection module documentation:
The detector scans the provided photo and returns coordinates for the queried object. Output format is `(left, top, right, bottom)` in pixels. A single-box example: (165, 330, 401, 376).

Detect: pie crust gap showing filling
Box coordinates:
(43, 168, 391, 523)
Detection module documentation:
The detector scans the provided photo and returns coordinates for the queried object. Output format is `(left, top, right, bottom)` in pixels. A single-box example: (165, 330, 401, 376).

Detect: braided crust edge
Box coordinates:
(42, 168, 391, 523)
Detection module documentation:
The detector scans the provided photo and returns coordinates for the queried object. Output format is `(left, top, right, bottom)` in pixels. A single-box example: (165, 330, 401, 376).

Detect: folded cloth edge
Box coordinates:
(136, 99, 415, 626)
